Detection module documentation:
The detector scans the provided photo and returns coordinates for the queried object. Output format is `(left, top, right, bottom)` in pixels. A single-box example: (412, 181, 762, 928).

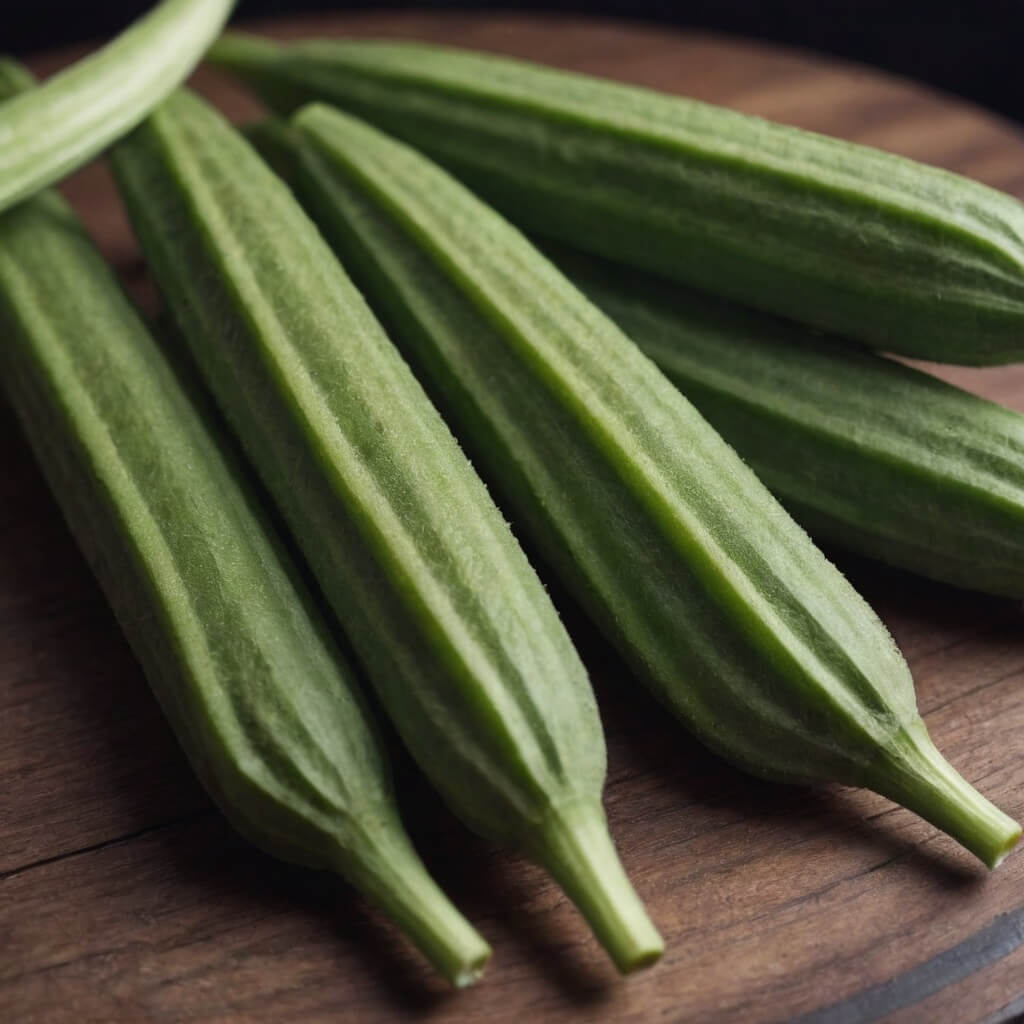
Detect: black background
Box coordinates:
(9, 1, 1024, 125)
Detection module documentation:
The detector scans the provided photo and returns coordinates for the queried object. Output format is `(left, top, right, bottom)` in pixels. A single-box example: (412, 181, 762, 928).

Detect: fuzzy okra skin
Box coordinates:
(0, 61, 489, 988)
(554, 247, 1024, 598)
(0, 0, 234, 215)
(110, 89, 661, 972)
(208, 33, 1024, 366)
(288, 102, 1021, 868)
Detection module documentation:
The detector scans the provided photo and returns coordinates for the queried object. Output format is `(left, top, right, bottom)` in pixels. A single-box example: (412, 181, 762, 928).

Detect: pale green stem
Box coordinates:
(339, 826, 491, 988)
(527, 801, 664, 973)
(867, 717, 1020, 869)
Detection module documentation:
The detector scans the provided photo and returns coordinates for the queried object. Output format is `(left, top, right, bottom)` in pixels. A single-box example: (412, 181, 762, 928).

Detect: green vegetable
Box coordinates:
(110, 89, 662, 972)
(553, 246, 1024, 598)
(209, 32, 1024, 366)
(0, 58, 488, 988)
(286, 101, 1020, 868)
(0, 0, 234, 216)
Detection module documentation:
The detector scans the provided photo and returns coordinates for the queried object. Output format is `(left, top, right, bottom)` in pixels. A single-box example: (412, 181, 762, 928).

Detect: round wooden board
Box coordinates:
(6, 13, 1024, 1024)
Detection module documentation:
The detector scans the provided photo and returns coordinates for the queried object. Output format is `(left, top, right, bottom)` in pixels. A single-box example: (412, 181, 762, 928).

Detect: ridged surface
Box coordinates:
(0, 76, 489, 981)
(291, 103, 911, 782)
(111, 91, 664, 971)
(556, 248, 1024, 597)
(209, 33, 1024, 365)
(9, 16, 1024, 1018)
(109, 89, 603, 848)
(287, 103, 1018, 867)
(0, 204, 381, 859)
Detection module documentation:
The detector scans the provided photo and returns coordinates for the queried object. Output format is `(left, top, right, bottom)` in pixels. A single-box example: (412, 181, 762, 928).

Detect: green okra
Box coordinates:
(553, 246, 1024, 598)
(209, 32, 1024, 366)
(110, 89, 662, 973)
(285, 101, 1020, 868)
(0, 0, 234, 215)
(0, 59, 489, 988)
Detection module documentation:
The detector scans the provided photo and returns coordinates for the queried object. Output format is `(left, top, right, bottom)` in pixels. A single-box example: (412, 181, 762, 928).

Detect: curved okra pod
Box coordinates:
(0, 0, 234, 214)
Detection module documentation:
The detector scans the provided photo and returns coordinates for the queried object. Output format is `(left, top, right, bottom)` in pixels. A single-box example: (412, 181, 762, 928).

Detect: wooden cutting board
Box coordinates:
(5, 13, 1024, 1024)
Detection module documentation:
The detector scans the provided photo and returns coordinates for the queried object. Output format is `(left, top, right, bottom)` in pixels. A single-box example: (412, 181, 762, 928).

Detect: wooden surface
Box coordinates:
(6, 12, 1024, 1024)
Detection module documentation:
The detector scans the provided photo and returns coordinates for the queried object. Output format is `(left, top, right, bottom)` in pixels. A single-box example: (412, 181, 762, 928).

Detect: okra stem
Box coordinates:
(528, 803, 664, 973)
(341, 831, 491, 987)
(868, 719, 1021, 869)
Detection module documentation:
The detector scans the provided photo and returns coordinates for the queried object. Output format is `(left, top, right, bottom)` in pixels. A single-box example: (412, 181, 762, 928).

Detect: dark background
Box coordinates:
(9, 1, 1024, 125)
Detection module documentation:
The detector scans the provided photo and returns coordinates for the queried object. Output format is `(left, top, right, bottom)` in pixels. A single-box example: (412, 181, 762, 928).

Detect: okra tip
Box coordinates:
(338, 830, 491, 988)
(869, 718, 1021, 870)
(528, 802, 664, 973)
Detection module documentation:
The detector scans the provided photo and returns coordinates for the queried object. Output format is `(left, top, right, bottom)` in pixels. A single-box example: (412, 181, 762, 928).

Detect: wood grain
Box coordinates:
(5, 12, 1024, 1023)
